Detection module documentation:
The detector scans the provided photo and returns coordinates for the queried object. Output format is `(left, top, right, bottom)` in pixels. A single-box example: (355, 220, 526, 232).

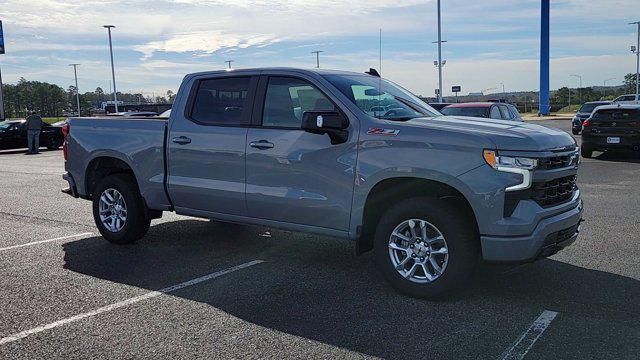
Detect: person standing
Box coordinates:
(25, 111, 43, 154)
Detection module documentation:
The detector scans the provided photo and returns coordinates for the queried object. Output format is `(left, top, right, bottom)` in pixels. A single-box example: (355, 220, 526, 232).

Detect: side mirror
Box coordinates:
(301, 111, 349, 144)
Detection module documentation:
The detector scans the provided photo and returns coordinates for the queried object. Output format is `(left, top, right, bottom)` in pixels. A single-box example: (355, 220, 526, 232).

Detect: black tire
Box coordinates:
(571, 128, 580, 135)
(374, 197, 479, 299)
(580, 146, 592, 158)
(46, 136, 62, 150)
(92, 174, 150, 244)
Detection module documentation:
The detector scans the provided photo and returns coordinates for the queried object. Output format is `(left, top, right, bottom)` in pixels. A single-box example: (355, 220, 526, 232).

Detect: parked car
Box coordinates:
(0, 120, 64, 151)
(62, 68, 582, 299)
(428, 102, 452, 112)
(157, 109, 172, 118)
(581, 104, 640, 158)
(612, 94, 639, 104)
(441, 102, 523, 121)
(571, 101, 612, 134)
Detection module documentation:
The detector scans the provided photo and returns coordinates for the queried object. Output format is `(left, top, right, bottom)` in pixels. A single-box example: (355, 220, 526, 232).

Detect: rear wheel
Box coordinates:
(580, 146, 593, 158)
(46, 136, 62, 150)
(92, 174, 150, 244)
(571, 128, 580, 135)
(374, 197, 479, 299)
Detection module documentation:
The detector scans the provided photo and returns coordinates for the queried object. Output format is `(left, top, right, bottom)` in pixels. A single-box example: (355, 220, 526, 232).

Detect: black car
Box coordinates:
(0, 120, 64, 151)
(581, 104, 640, 158)
(571, 101, 612, 135)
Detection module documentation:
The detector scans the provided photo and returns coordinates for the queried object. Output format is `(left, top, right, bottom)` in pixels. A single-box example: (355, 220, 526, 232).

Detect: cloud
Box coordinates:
(134, 31, 280, 59)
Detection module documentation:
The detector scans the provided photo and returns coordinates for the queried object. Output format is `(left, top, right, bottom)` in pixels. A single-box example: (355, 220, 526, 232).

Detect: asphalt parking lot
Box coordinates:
(0, 120, 639, 359)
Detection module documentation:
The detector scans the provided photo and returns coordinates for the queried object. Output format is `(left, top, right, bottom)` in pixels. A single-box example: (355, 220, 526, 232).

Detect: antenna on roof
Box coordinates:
(366, 68, 380, 77)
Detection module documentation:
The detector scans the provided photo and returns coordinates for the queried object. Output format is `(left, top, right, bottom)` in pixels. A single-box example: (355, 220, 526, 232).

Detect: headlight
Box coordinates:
(483, 150, 537, 191)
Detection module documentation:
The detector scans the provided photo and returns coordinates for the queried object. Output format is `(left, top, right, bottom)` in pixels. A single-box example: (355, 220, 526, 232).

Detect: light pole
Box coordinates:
(570, 74, 582, 104)
(311, 51, 323, 68)
(631, 21, 640, 103)
(435, 0, 444, 103)
(603, 77, 616, 97)
(103, 25, 118, 113)
(225, 60, 234, 69)
(69, 64, 81, 116)
(500, 82, 505, 100)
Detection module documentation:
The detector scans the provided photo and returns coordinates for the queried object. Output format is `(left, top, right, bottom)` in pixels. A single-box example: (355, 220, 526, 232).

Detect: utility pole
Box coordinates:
(435, 0, 444, 103)
(571, 74, 582, 104)
(501, 83, 505, 100)
(69, 64, 81, 116)
(103, 25, 119, 112)
(631, 21, 640, 103)
(311, 51, 323, 68)
(225, 60, 234, 69)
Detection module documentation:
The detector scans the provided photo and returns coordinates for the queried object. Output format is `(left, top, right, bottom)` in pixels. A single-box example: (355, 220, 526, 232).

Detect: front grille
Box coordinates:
(503, 175, 577, 217)
(532, 175, 577, 207)
(537, 155, 573, 170)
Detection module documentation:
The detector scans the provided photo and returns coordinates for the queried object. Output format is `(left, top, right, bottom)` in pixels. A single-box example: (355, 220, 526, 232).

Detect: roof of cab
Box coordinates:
(186, 67, 373, 78)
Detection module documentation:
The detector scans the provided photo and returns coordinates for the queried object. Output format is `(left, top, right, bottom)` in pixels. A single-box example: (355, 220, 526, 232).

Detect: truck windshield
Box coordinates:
(323, 74, 440, 121)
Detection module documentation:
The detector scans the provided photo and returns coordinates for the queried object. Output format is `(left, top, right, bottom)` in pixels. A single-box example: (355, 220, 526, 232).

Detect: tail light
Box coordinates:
(62, 122, 69, 160)
(582, 119, 590, 127)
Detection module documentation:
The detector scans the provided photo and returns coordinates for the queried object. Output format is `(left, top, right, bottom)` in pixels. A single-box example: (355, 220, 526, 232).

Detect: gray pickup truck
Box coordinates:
(62, 68, 583, 298)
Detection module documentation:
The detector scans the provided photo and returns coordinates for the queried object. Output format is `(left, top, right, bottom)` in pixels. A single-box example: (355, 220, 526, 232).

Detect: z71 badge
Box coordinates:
(367, 127, 400, 136)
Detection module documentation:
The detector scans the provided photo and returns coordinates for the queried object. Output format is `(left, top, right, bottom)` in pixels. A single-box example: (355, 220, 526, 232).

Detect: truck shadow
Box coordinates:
(62, 219, 640, 358)
(592, 150, 640, 163)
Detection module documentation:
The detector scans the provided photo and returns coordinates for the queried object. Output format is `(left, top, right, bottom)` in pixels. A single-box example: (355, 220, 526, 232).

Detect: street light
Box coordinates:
(103, 25, 118, 113)
(630, 21, 640, 103)
(225, 60, 234, 70)
(69, 64, 81, 116)
(500, 82, 506, 100)
(570, 74, 582, 104)
(311, 50, 323, 68)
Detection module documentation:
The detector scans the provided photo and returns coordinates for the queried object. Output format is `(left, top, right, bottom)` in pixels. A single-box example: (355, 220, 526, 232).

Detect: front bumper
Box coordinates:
(481, 199, 584, 262)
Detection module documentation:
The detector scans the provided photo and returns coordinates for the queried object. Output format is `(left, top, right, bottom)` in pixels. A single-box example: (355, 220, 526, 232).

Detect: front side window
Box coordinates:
(263, 77, 336, 128)
(190, 77, 252, 125)
(323, 74, 440, 121)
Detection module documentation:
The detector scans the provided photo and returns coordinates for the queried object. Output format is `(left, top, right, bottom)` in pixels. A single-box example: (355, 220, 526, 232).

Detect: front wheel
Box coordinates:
(374, 197, 479, 299)
(92, 174, 150, 244)
(580, 146, 593, 158)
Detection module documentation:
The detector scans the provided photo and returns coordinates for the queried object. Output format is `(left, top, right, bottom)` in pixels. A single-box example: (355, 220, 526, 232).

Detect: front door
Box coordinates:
(245, 75, 358, 231)
(167, 75, 258, 216)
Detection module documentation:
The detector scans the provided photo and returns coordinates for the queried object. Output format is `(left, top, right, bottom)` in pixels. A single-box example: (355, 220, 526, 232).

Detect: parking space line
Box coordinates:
(500, 310, 558, 360)
(0, 232, 94, 252)
(0, 259, 264, 346)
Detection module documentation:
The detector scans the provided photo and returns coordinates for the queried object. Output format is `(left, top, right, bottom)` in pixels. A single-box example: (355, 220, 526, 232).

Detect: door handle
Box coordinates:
(172, 136, 191, 145)
(249, 140, 274, 150)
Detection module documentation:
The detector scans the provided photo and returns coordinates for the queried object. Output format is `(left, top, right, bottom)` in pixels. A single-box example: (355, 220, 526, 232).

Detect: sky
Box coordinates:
(0, 0, 638, 97)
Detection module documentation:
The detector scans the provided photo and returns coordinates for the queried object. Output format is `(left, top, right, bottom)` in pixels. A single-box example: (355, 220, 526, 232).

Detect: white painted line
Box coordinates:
(0, 259, 264, 345)
(500, 310, 559, 360)
(0, 232, 93, 252)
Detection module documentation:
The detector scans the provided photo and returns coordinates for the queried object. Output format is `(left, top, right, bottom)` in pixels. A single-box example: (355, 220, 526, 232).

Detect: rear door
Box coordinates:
(244, 73, 358, 231)
(167, 74, 258, 216)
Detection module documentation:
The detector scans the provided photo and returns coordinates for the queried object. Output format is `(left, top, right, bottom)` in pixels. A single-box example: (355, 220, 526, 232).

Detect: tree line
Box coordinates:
(1, 78, 176, 118)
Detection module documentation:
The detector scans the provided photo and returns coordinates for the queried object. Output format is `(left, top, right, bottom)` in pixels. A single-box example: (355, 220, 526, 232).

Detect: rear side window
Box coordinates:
(190, 77, 252, 125)
(499, 105, 511, 119)
(262, 77, 336, 128)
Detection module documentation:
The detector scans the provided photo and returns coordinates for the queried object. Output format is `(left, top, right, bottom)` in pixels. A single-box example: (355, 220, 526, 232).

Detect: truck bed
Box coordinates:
(64, 117, 171, 210)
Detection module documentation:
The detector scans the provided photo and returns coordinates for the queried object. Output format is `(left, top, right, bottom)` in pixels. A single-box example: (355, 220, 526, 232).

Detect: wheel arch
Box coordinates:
(84, 154, 140, 199)
(354, 175, 479, 255)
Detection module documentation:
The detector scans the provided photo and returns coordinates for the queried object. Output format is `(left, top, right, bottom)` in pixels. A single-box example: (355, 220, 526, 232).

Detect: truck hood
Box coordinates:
(405, 116, 577, 152)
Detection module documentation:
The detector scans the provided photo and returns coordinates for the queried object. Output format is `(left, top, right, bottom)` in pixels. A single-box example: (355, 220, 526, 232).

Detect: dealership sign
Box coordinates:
(0, 21, 4, 54)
